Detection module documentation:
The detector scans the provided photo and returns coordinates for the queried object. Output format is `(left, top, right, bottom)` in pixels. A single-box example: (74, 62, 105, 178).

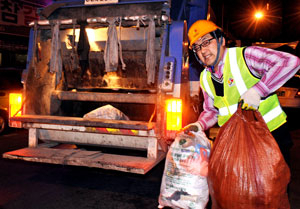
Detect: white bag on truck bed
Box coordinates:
(83, 104, 129, 120)
(158, 131, 212, 209)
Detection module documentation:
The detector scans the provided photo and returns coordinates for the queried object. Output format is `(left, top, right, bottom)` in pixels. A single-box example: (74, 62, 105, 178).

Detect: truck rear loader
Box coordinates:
(3, 0, 208, 174)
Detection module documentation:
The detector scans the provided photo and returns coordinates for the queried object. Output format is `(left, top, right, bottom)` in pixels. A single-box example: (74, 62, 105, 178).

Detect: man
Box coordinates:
(183, 20, 300, 165)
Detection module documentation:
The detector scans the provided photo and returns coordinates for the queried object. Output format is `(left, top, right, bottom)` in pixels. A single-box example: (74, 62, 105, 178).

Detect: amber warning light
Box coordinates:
(9, 93, 23, 128)
(166, 99, 182, 131)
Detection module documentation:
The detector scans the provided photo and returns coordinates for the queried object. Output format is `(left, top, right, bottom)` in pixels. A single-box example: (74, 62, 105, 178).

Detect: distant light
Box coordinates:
(255, 12, 264, 19)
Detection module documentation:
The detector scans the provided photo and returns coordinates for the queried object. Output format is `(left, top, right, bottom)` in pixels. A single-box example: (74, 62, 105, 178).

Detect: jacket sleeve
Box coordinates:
(244, 46, 300, 97)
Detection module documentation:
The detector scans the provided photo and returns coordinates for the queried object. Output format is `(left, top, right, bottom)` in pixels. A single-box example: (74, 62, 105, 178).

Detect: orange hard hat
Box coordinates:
(188, 20, 221, 49)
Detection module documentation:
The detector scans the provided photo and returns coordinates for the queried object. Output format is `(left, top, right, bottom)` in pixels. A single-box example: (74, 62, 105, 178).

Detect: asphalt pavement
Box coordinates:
(0, 129, 165, 209)
(0, 127, 299, 209)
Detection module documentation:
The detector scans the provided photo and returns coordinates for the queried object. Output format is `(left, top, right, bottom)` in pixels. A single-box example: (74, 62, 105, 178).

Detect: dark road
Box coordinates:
(0, 128, 299, 209)
(0, 129, 165, 209)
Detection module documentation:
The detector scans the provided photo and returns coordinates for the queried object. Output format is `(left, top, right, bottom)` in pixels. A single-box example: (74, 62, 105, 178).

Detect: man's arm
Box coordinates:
(244, 46, 300, 98)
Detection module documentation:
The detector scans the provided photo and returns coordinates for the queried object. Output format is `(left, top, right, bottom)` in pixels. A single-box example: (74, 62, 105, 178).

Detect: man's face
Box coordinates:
(193, 33, 223, 66)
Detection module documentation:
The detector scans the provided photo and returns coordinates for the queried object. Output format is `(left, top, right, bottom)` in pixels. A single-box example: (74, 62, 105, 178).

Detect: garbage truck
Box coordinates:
(3, 0, 209, 174)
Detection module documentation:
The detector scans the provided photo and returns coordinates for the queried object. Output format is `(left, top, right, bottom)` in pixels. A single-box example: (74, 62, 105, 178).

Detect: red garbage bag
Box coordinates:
(208, 107, 290, 209)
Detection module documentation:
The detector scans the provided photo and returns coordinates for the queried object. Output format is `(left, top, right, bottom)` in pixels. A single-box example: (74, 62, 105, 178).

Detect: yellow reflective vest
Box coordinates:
(200, 47, 286, 132)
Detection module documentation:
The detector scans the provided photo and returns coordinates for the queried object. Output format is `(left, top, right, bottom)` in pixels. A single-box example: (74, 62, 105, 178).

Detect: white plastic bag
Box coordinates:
(158, 131, 212, 209)
(83, 104, 130, 120)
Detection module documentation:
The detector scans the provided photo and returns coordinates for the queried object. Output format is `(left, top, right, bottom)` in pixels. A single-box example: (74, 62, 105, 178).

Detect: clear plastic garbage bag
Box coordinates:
(158, 130, 212, 209)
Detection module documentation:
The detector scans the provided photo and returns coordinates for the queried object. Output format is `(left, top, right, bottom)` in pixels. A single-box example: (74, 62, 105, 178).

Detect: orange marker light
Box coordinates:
(9, 93, 22, 118)
(166, 99, 182, 131)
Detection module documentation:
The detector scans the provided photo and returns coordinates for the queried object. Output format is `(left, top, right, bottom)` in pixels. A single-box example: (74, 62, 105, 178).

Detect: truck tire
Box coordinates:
(0, 112, 8, 135)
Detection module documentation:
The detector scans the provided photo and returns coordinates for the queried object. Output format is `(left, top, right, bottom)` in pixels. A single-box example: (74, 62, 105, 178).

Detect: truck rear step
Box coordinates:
(4, 115, 166, 174)
(3, 147, 165, 174)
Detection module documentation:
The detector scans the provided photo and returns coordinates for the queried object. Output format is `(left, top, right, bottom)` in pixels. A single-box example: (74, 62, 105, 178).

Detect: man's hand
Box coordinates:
(240, 88, 261, 110)
(180, 122, 203, 134)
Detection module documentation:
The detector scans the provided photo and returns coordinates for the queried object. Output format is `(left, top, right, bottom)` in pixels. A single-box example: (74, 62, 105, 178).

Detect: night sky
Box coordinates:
(211, 0, 300, 44)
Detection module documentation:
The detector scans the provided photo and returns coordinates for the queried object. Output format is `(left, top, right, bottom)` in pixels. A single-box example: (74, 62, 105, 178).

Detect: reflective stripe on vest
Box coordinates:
(200, 47, 286, 131)
(216, 98, 284, 122)
(219, 104, 237, 116)
(229, 49, 248, 95)
(263, 105, 284, 123)
(202, 70, 214, 98)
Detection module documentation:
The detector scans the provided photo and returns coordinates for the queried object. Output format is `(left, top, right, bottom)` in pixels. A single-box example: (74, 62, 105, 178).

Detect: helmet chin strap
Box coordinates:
(193, 31, 223, 73)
